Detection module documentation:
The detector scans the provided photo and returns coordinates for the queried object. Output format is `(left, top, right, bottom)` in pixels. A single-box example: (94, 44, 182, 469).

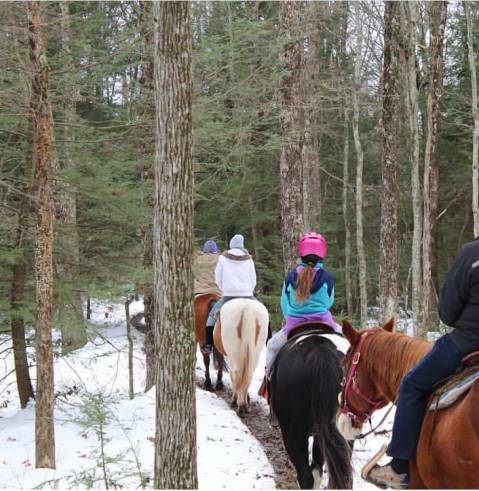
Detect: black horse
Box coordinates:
(270, 326, 353, 489)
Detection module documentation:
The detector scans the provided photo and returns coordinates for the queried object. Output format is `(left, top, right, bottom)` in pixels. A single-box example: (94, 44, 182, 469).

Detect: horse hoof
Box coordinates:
(204, 380, 213, 391)
(230, 398, 237, 409)
(237, 406, 246, 417)
(216, 381, 224, 391)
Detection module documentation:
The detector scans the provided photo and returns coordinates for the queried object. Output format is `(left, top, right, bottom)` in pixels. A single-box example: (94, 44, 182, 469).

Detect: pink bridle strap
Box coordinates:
(341, 332, 387, 423)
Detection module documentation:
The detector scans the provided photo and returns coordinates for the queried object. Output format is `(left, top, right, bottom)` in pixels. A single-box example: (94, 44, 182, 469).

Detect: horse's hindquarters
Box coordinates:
(219, 299, 269, 411)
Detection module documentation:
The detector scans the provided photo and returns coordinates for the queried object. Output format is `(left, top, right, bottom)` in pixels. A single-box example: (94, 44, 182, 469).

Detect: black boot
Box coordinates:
(201, 324, 214, 354)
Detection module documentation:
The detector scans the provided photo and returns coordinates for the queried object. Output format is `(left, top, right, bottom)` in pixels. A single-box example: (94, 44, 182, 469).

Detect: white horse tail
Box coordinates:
(220, 299, 269, 414)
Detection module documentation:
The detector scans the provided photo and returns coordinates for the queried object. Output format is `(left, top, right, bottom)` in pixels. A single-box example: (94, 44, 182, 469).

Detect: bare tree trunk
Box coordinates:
(57, 1, 87, 355)
(340, 3, 353, 317)
(352, 2, 368, 326)
(402, 1, 421, 336)
(420, 1, 447, 336)
(464, 1, 479, 238)
(379, 2, 400, 323)
(301, 1, 321, 232)
(28, 0, 56, 469)
(125, 297, 134, 400)
(153, 2, 197, 488)
(11, 120, 35, 409)
(279, 1, 304, 273)
(139, 0, 156, 393)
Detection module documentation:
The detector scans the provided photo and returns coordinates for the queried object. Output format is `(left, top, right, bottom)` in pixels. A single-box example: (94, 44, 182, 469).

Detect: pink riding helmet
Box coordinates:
(297, 232, 327, 259)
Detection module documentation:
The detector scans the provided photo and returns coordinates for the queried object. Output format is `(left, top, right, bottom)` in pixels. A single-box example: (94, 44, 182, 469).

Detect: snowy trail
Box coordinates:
(195, 361, 297, 489)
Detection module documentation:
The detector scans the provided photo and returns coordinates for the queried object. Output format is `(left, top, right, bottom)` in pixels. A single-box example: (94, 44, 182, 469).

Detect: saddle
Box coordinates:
(428, 350, 479, 411)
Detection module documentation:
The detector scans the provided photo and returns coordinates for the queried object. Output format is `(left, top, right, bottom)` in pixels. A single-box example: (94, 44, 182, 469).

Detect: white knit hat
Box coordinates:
(229, 234, 245, 250)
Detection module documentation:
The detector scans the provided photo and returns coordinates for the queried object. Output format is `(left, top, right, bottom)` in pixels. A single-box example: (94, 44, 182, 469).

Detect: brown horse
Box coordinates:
(194, 293, 225, 391)
(338, 318, 479, 489)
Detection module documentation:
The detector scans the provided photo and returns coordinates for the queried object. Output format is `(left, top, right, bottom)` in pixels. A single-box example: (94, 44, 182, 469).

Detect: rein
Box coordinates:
(340, 332, 388, 426)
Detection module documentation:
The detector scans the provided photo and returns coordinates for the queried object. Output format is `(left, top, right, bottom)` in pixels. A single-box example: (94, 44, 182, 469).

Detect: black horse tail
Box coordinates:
(310, 342, 353, 489)
(213, 346, 228, 373)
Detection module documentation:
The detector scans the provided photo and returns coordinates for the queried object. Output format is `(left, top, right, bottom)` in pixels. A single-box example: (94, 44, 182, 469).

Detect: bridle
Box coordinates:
(340, 332, 388, 425)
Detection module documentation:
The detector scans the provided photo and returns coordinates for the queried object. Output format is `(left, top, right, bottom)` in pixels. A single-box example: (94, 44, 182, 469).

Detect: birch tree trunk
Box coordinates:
(57, 1, 87, 355)
(301, 1, 321, 232)
(28, 0, 56, 469)
(279, 0, 304, 273)
(352, 3, 368, 326)
(153, 2, 197, 488)
(139, 0, 156, 393)
(464, 1, 479, 238)
(420, 1, 447, 335)
(340, 3, 353, 317)
(379, 1, 400, 323)
(402, 1, 421, 335)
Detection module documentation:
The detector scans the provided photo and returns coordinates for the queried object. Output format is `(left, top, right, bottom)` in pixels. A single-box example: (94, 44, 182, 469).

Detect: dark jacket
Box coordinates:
(438, 238, 479, 354)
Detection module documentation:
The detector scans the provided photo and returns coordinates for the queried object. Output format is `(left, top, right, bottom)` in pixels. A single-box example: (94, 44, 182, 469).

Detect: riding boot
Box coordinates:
(201, 324, 214, 355)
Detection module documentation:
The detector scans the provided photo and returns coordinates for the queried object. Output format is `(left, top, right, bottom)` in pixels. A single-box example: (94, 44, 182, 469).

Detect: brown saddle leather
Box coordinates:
(461, 350, 479, 368)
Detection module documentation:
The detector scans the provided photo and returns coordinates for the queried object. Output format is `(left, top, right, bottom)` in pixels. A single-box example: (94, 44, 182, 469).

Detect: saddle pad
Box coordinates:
(428, 369, 479, 411)
(291, 333, 350, 354)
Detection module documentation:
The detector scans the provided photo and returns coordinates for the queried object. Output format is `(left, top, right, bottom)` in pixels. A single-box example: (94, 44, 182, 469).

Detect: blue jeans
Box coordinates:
(388, 334, 463, 460)
(205, 296, 256, 327)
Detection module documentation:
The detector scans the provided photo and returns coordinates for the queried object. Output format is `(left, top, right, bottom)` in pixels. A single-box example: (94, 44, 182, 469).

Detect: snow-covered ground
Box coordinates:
(0, 299, 391, 489)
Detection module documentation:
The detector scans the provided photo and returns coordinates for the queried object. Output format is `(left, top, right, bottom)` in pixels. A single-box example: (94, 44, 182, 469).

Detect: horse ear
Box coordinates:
(341, 319, 359, 343)
(382, 317, 395, 332)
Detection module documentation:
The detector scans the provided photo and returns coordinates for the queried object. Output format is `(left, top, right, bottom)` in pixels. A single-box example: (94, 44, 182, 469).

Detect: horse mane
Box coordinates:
(363, 329, 432, 395)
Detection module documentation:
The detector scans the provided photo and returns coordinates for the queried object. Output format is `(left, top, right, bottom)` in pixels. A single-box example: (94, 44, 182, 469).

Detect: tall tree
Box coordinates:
(464, 1, 479, 238)
(301, 1, 321, 232)
(139, 0, 156, 393)
(153, 1, 197, 488)
(352, 2, 368, 326)
(28, 0, 56, 469)
(402, 1, 422, 335)
(56, 1, 87, 355)
(379, 1, 400, 322)
(279, 0, 304, 272)
(420, 1, 447, 334)
(339, 3, 353, 318)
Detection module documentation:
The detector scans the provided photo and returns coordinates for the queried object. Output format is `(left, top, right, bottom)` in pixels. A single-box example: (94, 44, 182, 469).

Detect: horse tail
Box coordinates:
(234, 312, 252, 397)
(213, 346, 228, 373)
(310, 341, 353, 489)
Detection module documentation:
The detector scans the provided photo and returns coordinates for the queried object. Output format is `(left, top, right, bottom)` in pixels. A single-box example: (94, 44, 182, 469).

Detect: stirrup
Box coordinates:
(361, 444, 388, 480)
(201, 344, 212, 355)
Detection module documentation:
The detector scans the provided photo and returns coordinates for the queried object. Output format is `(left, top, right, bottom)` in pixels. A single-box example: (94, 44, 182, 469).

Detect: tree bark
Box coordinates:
(379, 2, 400, 323)
(57, 1, 87, 355)
(139, 0, 156, 393)
(339, 3, 353, 318)
(153, 2, 197, 488)
(279, 1, 304, 273)
(11, 117, 35, 409)
(301, 1, 321, 232)
(352, 2, 368, 326)
(28, 0, 56, 469)
(420, 1, 447, 335)
(464, 1, 479, 238)
(402, 1, 422, 336)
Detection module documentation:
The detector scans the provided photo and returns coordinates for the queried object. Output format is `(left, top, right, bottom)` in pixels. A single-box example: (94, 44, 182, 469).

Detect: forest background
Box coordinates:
(1, 0, 477, 357)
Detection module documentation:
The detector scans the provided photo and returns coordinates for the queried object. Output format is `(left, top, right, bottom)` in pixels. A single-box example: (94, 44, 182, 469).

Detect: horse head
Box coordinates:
(337, 319, 394, 441)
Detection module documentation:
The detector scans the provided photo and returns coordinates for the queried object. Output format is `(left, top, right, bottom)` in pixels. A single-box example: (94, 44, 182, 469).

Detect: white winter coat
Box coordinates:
(214, 249, 257, 297)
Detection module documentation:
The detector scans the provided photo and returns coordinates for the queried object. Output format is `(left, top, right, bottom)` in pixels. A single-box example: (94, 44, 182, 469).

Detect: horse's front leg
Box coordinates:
(203, 352, 212, 391)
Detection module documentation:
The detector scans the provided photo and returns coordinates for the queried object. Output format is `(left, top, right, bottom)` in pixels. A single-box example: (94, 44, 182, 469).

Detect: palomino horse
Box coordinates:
(194, 293, 225, 391)
(338, 318, 479, 489)
(214, 298, 269, 415)
(271, 324, 353, 489)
